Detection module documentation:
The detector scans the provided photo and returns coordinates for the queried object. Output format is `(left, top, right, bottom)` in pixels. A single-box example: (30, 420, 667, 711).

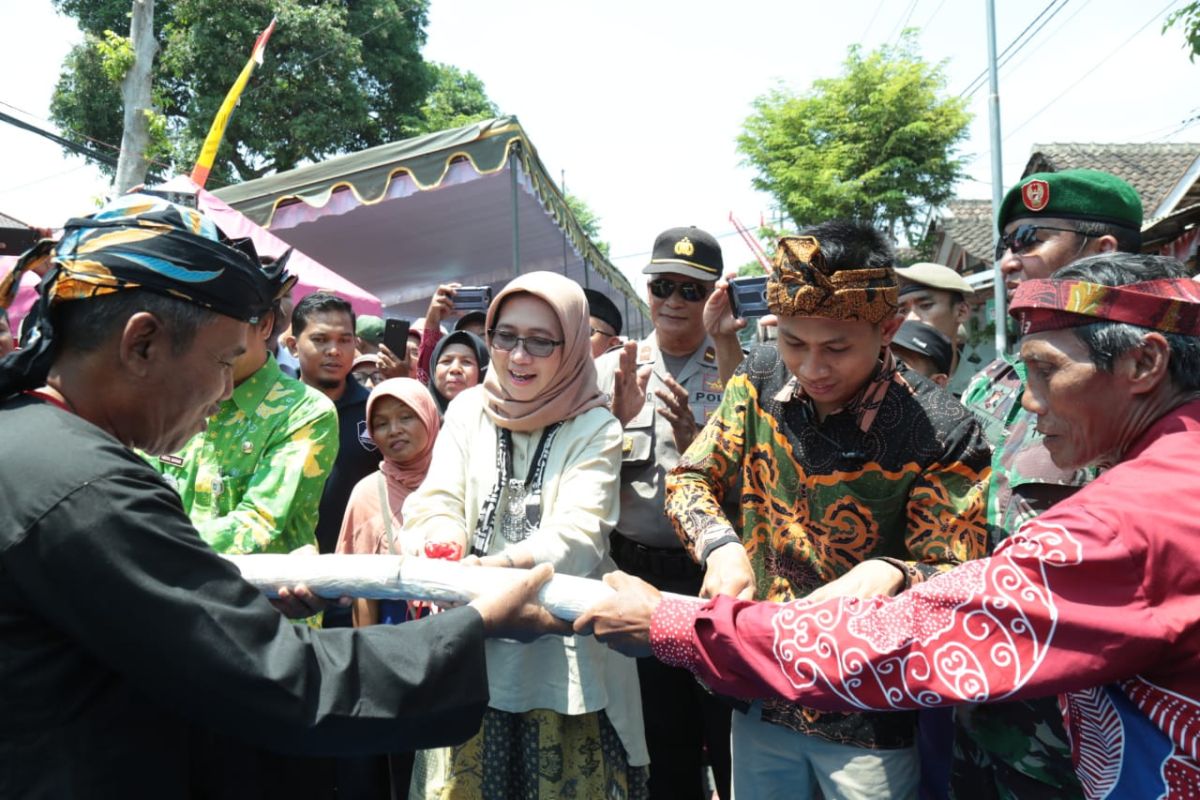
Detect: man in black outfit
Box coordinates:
(0, 194, 562, 799)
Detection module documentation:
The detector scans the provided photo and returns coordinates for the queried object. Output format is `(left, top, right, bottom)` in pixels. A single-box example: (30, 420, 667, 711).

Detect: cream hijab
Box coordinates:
(481, 272, 606, 432)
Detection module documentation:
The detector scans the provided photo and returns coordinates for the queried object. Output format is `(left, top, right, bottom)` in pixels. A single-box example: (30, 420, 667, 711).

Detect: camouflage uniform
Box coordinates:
(955, 354, 1088, 799)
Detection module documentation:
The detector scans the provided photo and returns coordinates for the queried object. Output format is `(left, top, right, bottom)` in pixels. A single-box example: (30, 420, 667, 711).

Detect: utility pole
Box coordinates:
(114, 0, 157, 194)
(986, 0, 1007, 355)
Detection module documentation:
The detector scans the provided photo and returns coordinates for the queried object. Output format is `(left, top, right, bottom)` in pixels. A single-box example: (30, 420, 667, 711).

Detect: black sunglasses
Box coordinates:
(648, 278, 710, 303)
(487, 329, 563, 358)
(995, 224, 1086, 260)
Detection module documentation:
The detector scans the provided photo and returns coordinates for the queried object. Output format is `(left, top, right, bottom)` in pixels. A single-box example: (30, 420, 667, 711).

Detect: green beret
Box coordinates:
(356, 314, 384, 344)
(997, 169, 1143, 233)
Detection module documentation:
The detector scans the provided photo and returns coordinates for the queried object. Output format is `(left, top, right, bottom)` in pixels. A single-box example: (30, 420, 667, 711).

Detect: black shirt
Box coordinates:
(0, 395, 488, 798)
(315, 376, 379, 555)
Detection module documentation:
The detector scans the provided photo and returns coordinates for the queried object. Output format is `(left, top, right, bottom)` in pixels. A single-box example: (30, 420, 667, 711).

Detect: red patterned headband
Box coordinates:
(1010, 278, 1200, 336)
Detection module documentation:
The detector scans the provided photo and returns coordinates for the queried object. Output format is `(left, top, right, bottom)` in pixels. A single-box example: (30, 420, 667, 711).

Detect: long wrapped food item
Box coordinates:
(223, 554, 701, 621)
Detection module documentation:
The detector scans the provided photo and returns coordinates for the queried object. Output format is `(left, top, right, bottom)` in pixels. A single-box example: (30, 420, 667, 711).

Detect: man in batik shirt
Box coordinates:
(581, 251, 1200, 800)
(957, 168, 1143, 799)
(156, 269, 338, 556)
(663, 220, 991, 799)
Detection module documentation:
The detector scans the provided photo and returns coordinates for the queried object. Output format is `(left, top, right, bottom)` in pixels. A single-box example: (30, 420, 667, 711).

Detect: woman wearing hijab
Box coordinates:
(428, 329, 489, 413)
(403, 272, 649, 799)
(336, 377, 441, 626)
(336, 377, 443, 799)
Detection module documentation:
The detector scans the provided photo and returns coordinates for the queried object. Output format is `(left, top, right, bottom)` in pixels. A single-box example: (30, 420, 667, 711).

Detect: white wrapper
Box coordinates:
(223, 554, 700, 621)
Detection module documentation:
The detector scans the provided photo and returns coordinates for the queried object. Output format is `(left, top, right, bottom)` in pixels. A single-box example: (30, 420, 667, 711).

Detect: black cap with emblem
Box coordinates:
(643, 226, 723, 281)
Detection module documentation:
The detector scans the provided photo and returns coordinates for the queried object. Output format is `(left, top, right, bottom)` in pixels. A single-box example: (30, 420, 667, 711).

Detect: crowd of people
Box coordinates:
(1, 165, 1199, 800)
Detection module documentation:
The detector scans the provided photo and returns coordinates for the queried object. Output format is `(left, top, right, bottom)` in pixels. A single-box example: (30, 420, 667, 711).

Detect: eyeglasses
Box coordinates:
(995, 224, 1087, 260)
(590, 326, 615, 338)
(648, 278, 710, 303)
(488, 329, 564, 357)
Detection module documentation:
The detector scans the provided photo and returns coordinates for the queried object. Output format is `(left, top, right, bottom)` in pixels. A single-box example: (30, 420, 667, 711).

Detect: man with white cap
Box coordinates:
(894, 262, 974, 375)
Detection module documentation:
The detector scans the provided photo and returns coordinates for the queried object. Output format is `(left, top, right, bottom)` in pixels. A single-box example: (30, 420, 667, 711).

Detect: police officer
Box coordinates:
(596, 226, 731, 800)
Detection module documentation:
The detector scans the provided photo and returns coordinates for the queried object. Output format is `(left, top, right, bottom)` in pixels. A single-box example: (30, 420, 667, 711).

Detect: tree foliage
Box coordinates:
(737, 32, 971, 244)
(49, 0, 500, 184)
(413, 63, 499, 134)
(565, 192, 610, 257)
(1165, 2, 1200, 61)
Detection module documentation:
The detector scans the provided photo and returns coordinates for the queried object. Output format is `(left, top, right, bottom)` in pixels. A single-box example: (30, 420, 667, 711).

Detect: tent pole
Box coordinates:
(509, 148, 521, 275)
(562, 169, 570, 276)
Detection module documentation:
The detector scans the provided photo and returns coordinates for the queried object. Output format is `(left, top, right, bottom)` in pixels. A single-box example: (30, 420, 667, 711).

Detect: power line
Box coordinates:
(0, 110, 118, 169)
(958, 0, 1061, 96)
(921, 0, 952, 30)
(959, 0, 1071, 98)
(965, 0, 1073, 98)
(0, 163, 93, 196)
(859, 0, 888, 42)
(0, 98, 184, 184)
(1004, 0, 1185, 140)
(887, 0, 922, 44)
(998, 0, 1097, 78)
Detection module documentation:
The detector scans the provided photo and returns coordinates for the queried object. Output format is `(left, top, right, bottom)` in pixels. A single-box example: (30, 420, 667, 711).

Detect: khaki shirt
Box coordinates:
(596, 332, 723, 548)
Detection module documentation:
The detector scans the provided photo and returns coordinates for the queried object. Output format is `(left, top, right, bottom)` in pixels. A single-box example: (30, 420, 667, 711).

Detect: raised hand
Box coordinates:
(611, 340, 651, 427)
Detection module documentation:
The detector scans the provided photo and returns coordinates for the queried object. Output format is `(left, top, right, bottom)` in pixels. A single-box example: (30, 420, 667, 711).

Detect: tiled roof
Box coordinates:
(941, 198, 993, 264)
(1024, 143, 1200, 217)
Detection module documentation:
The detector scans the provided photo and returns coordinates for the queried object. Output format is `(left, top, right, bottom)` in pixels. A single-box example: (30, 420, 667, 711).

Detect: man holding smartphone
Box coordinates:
(595, 225, 732, 799)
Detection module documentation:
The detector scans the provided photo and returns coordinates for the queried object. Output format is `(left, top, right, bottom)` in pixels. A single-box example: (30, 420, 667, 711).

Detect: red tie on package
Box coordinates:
(423, 541, 463, 561)
(414, 541, 464, 615)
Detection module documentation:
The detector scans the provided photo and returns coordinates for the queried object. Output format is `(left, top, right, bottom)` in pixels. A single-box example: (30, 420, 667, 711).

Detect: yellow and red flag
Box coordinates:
(190, 17, 277, 188)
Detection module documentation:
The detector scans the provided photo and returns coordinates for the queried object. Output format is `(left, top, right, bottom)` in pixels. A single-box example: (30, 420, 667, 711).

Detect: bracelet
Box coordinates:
(699, 534, 743, 569)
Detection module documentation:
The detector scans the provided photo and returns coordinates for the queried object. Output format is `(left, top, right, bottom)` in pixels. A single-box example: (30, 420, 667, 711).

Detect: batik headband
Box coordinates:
(0, 193, 295, 398)
(766, 235, 898, 324)
(1010, 278, 1200, 336)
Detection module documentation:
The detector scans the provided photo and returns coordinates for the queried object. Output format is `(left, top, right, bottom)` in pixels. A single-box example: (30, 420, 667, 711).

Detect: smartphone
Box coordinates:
(383, 317, 410, 355)
(727, 275, 770, 319)
(453, 285, 493, 312)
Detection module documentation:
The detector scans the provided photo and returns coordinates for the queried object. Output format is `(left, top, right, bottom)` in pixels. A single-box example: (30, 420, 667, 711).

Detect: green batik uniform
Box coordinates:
(955, 354, 1088, 799)
(155, 353, 339, 555)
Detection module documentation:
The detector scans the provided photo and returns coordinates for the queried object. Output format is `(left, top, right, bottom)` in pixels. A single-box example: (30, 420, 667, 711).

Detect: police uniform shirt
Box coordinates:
(595, 332, 723, 549)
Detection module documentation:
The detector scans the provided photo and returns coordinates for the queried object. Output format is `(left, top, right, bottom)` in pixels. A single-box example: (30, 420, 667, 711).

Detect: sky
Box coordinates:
(0, 0, 1198, 290)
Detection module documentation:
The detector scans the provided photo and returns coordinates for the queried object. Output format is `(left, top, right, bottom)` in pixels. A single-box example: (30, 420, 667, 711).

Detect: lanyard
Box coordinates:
(24, 388, 74, 415)
(471, 421, 563, 557)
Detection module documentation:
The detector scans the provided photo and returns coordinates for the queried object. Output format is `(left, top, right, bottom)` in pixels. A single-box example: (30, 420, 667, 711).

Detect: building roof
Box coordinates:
(940, 199, 993, 266)
(1024, 143, 1200, 219)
